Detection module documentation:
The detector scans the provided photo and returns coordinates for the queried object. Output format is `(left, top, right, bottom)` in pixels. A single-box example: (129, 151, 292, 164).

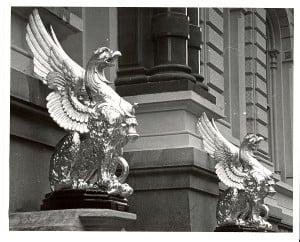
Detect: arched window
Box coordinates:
(265, 9, 293, 184)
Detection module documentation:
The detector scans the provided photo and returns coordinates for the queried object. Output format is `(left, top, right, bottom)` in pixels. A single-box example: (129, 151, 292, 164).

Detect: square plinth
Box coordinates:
(9, 209, 137, 231)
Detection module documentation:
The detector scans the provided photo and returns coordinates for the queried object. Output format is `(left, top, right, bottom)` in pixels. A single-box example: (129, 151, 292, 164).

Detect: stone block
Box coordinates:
(256, 75, 267, 94)
(206, 8, 223, 35)
(127, 189, 192, 231)
(245, 13, 252, 28)
(207, 66, 224, 93)
(207, 46, 224, 74)
(255, 46, 267, 66)
(11, 98, 65, 148)
(209, 88, 225, 110)
(255, 31, 267, 51)
(116, 79, 216, 104)
(125, 147, 216, 171)
(256, 61, 267, 80)
(245, 29, 253, 43)
(9, 209, 136, 231)
(10, 136, 52, 212)
(256, 121, 268, 138)
(255, 14, 266, 36)
(213, 8, 223, 15)
(123, 91, 223, 119)
(11, 12, 28, 51)
(256, 90, 268, 110)
(207, 26, 223, 54)
(255, 9, 266, 23)
(256, 105, 268, 125)
(126, 162, 219, 231)
(11, 69, 50, 108)
(245, 58, 253, 73)
(246, 104, 255, 119)
(11, 48, 33, 76)
(258, 139, 269, 154)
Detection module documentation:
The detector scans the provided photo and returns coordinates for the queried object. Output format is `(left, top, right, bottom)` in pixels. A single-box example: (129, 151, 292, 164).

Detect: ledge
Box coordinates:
(275, 180, 293, 197)
(11, 96, 66, 148)
(9, 209, 136, 231)
(12, 7, 83, 34)
(124, 90, 224, 119)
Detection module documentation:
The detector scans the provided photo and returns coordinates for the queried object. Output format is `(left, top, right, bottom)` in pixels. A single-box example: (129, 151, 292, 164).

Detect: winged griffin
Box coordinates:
(25, 9, 138, 198)
(197, 113, 276, 230)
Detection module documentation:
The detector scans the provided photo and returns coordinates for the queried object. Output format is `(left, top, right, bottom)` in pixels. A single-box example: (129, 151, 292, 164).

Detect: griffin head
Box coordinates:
(241, 134, 264, 153)
(85, 47, 122, 84)
(93, 47, 122, 68)
(239, 133, 272, 180)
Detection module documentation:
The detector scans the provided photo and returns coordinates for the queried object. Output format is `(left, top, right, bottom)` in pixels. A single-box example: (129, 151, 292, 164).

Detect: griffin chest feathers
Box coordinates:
(84, 52, 134, 118)
(85, 57, 108, 95)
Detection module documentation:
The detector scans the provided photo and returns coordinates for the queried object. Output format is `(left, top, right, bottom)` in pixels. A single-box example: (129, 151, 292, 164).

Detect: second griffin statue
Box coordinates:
(197, 113, 276, 230)
(26, 9, 138, 198)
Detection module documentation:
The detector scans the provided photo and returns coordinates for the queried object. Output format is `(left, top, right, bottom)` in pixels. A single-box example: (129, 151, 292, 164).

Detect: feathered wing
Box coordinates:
(26, 9, 91, 133)
(197, 113, 247, 189)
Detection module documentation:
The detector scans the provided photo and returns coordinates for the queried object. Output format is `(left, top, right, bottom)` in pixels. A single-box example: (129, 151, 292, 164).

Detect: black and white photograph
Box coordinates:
(2, 0, 298, 240)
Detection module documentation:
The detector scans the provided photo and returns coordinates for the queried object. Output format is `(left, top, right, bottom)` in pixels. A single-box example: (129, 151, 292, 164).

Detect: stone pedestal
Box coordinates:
(41, 189, 129, 211)
(214, 225, 269, 232)
(9, 209, 136, 231)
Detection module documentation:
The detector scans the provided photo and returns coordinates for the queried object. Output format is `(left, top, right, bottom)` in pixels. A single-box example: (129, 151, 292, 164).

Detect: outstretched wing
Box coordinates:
(25, 9, 84, 82)
(197, 113, 247, 189)
(26, 9, 91, 133)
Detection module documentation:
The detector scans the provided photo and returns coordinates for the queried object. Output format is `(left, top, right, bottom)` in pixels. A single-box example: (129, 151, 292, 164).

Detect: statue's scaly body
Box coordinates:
(49, 104, 137, 198)
(217, 177, 275, 229)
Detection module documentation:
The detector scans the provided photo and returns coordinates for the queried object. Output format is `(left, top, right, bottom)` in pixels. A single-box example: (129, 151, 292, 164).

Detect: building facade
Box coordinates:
(10, 7, 293, 231)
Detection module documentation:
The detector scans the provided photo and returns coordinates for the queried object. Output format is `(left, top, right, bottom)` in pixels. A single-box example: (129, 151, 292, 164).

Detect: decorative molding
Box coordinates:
(123, 90, 224, 118)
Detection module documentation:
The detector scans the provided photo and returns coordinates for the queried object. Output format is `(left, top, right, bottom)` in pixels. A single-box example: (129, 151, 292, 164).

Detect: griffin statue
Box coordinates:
(25, 9, 138, 199)
(197, 113, 276, 230)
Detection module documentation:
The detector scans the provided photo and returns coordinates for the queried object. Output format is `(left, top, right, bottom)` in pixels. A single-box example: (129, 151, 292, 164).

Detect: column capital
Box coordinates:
(268, 49, 280, 59)
(268, 49, 280, 69)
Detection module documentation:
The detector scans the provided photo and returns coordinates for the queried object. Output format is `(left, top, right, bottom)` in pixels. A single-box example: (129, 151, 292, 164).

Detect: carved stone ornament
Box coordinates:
(25, 9, 139, 201)
(197, 113, 276, 230)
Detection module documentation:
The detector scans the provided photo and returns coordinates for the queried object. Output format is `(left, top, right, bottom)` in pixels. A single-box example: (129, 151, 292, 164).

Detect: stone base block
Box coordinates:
(41, 189, 129, 211)
(9, 209, 136, 231)
(214, 225, 269, 232)
(116, 79, 216, 103)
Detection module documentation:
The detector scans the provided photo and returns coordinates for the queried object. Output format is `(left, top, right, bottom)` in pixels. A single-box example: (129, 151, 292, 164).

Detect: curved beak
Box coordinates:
(256, 136, 264, 143)
(112, 50, 122, 58)
(105, 50, 122, 67)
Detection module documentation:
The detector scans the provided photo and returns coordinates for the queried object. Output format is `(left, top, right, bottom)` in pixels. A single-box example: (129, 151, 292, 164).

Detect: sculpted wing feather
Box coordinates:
(197, 113, 247, 189)
(26, 9, 91, 133)
(26, 9, 85, 81)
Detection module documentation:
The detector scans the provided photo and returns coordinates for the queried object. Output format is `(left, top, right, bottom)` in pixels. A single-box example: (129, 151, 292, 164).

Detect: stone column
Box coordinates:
(187, 8, 205, 84)
(150, 8, 190, 77)
(116, 7, 215, 102)
(268, 49, 279, 174)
